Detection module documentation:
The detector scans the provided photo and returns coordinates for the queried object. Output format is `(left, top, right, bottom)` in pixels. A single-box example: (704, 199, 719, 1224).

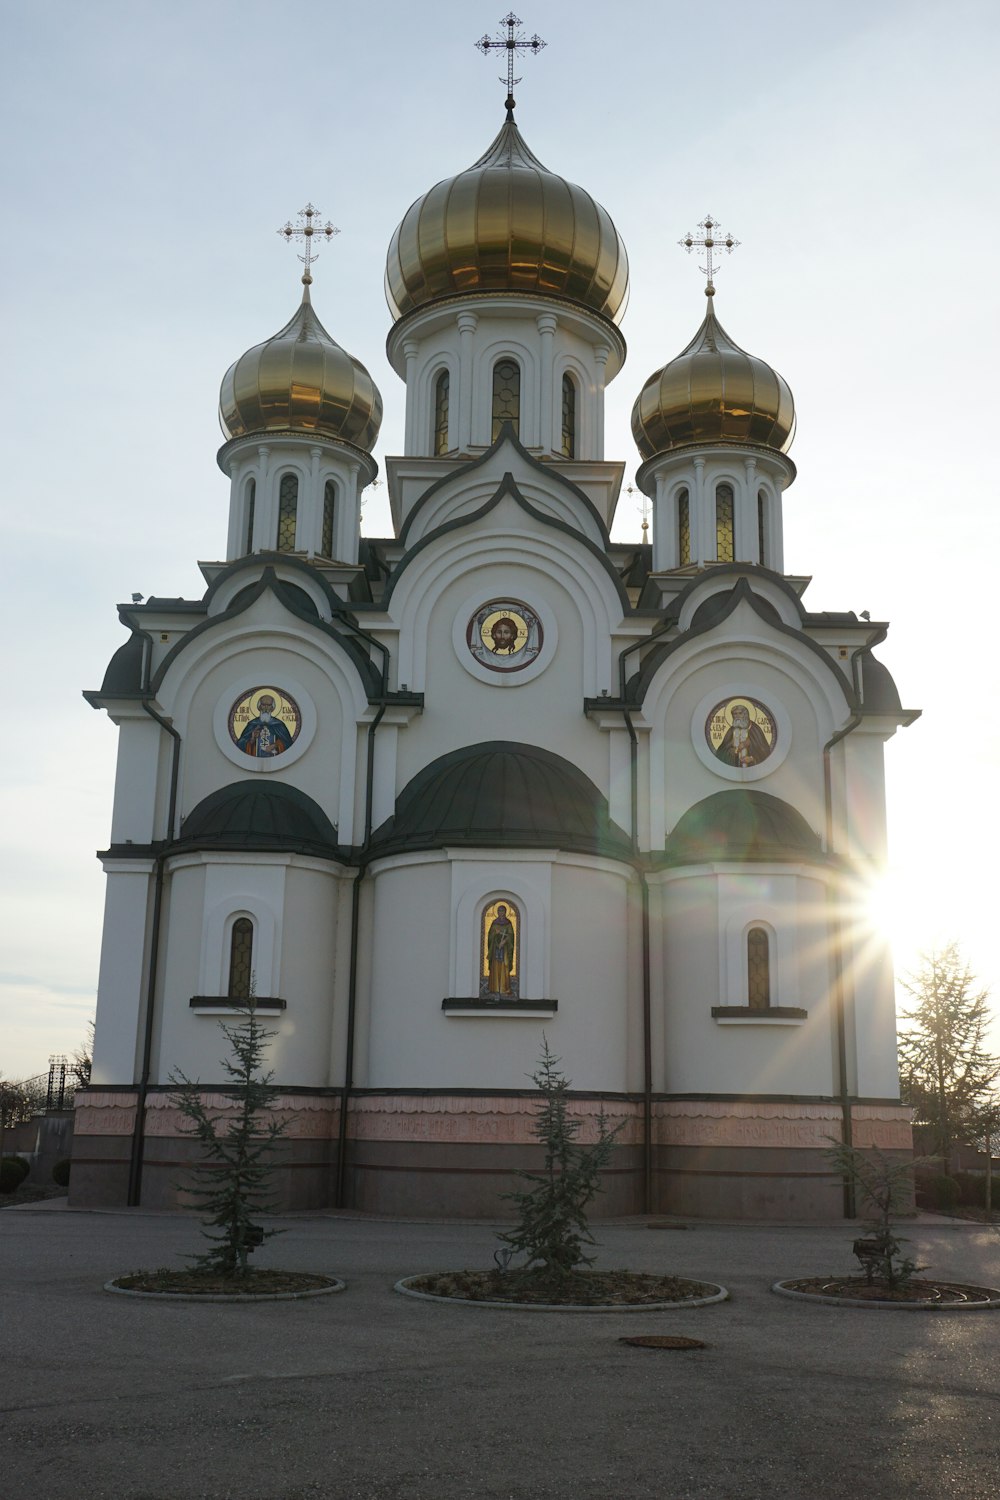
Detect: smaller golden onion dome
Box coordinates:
(385, 117, 629, 324)
(631, 297, 795, 460)
(219, 287, 383, 452)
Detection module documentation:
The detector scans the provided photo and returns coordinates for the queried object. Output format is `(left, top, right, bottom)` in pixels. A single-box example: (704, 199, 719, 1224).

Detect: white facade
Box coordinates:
(75, 112, 917, 1221)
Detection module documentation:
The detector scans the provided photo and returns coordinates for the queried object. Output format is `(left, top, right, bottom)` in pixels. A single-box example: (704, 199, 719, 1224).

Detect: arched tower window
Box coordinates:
(560, 373, 576, 458)
(433, 370, 450, 455)
(492, 359, 520, 441)
(480, 898, 520, 999)
(677, 487, 691, 566)
(757, 488, 768, 566)
(244, 479, 256, 555)
(321, 480, 336, 558)
(747, 927, 771, 1010)
(715, 483, 734, 563)
(228, 917, 254, 1001)
(277, 473, 298, 552)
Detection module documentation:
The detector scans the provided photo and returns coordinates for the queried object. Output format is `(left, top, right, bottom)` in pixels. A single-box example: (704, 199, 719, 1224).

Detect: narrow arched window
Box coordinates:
(481, 898, 520, 999)
(757, 488, 768, 566)
(228, 918, 254, 1001)
(433, 370, 450, 455)
(560, 373, 576, 458)
(321, 480, 336, 558)
(747, 927, 771, 1010)
(244, 479, 256, 555)
(677, 487, 691, 566)
(277, 473, 298, 552)
(715, 483, 734, 563)
(492, 359, 520, 441)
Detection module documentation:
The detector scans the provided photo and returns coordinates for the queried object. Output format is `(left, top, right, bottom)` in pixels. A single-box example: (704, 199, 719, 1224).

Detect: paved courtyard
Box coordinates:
(2, 1205, 999, 1500)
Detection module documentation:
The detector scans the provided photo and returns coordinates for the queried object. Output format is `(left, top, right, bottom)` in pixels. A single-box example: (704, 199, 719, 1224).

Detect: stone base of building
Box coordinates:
(70, 1089, 912, 1221)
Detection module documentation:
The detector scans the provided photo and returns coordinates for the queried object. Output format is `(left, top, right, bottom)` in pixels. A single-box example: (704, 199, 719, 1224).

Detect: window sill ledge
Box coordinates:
(189, 997, 287, 1014)
(442, 997, 558, 1018)
(711, 1006, 807, 1026)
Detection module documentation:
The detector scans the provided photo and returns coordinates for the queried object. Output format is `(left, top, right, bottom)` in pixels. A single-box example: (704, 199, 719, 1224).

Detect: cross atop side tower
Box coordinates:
(278, 203, 340, 287)
(679, 215, 740, 297)
(475, 11, 546, 118)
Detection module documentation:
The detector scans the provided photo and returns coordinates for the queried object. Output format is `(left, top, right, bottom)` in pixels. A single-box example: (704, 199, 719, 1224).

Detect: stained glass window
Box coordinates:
(322, 480, 335, 558)
(228, 917, 253, 1000)
(757, 488, 767, 566)
(747, 927, 770, 1010)
(560, 373, 576, 458)
(492, 359, 520, 441)
(245, 479, 256, 555)
(716, 483, 734, 563)
(678, 487, 691, 566)
(277, 473, 298, 552)
(433, 370, 450, 454)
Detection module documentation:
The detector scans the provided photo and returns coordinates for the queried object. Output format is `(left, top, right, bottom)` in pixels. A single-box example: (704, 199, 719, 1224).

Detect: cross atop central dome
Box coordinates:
(384, 115, 629, 326)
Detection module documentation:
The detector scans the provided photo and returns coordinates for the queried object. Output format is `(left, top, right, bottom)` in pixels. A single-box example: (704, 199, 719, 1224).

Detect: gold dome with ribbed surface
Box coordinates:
(385, 116, 629, 325)
(219, 288, 383, 451)
(632, 297, 795, 459)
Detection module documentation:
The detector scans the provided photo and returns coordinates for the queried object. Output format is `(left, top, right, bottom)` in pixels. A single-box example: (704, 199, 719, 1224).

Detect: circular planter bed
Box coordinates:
(773, 1277, 1000, 1310)
(105, 1269, 345, 1302)
(396, 1269, 728, 1311)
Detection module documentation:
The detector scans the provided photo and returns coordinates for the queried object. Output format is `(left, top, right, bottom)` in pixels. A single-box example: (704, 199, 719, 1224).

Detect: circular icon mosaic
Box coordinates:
(227, 687, 302, 759)
(705, 696, 776, 769)
(465, 600, 543, 674)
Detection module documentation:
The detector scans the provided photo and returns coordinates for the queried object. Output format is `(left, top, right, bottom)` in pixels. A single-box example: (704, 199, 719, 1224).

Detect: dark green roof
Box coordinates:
(371, 742, 633, 859)
(661, 789, 823, 865)
(861, 654, 902, 713)
(99, 633, 144, 695)
(177, 782, 340, 856)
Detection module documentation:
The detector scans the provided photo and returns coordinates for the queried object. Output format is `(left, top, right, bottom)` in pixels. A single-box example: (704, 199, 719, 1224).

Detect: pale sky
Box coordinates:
(2, 0, 998, 1079)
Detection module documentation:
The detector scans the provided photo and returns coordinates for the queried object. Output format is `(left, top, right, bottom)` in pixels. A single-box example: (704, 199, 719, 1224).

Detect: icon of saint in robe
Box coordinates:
(236, 694, 294, 757)
(486, 904, 516, 994)
(713, 703, 771, 768)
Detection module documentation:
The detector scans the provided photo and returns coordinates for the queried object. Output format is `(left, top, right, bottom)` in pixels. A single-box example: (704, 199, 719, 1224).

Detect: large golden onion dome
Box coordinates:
(385, 115, 629, 324)
(219, 287, 383, 452)
(631, 296, 795, 460)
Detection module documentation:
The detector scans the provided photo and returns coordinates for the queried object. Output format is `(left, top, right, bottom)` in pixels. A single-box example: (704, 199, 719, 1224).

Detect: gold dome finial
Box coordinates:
(277, 203, 339, 288)
(475, 11, 546, 119)
(679, 215, 740, 297)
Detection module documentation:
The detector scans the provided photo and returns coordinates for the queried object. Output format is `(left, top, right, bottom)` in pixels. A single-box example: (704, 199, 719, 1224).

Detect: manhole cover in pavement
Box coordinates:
(619, 1335, 707, 1350)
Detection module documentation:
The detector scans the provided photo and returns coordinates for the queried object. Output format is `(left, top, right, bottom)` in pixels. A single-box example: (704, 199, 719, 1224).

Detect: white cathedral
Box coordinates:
(73, 97, 918, 1221)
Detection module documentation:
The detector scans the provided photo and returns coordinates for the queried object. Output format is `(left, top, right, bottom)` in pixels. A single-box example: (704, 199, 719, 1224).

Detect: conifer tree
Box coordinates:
(500, 1038, 622, 1282)
(169, 1000, 286, 1277)
(897, 945, 999, 1165)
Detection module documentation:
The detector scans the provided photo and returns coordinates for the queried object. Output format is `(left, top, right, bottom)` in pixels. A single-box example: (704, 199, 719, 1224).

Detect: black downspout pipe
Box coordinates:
(127, 699, 181, 1207)
(622, 709, 653, 1214)
(335, 702, 386, 1209)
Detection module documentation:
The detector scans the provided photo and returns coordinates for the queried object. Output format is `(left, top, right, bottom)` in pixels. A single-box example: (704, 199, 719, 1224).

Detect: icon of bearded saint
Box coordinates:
(489, 616, 519, 654)
(713, 703, 772, 767)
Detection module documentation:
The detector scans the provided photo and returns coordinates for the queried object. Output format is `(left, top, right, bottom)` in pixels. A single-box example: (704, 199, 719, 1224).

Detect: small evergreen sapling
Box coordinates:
(500, 1038, 622, 1283)
(825, 1139, 926, 1288)
(169, 999, 287, 1277)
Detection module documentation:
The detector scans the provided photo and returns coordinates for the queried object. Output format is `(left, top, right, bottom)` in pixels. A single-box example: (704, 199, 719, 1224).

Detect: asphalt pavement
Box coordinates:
(2, 1203, 999, 1500)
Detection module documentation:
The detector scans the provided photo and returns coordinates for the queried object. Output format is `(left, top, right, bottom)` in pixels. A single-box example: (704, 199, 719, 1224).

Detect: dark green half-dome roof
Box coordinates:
(371, 742, 632, 859)
(661, 790, 823, 866)
(178, 782, 339, 856)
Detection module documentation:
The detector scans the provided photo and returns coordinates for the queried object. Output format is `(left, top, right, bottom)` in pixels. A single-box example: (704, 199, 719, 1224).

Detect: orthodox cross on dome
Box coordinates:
(679, 215, 740, 297)
(634, 485, 652, 541)
(277, 203, 340, 287)
(475, 11, 546, 118)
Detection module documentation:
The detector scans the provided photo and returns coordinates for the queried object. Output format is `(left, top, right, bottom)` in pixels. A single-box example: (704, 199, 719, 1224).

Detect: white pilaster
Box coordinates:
(537, 312, 557, 452)
(457, 312, 478, 453)
(594, 345, 610, 459)
(402, 341, 419, 453)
